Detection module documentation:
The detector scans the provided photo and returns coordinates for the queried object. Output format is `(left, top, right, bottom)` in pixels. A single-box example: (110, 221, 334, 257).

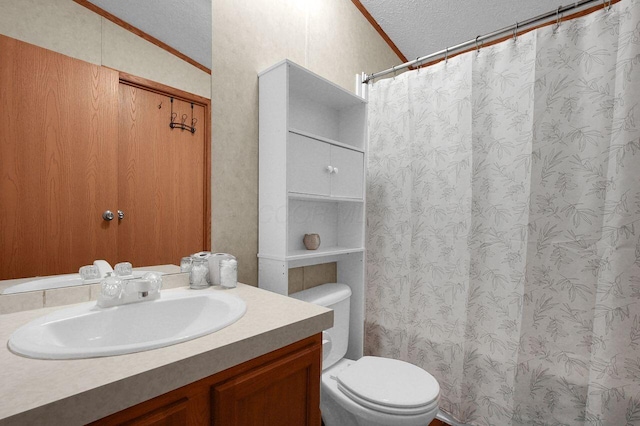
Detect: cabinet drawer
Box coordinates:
(287, 132, 364, 199)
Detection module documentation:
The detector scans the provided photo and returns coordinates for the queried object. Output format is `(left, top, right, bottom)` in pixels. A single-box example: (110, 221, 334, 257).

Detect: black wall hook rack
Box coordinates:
(169, 97, 197, 134)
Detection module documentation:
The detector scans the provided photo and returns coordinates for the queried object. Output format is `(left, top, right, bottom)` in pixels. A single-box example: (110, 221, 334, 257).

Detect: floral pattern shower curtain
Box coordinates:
(366, 1, 640, 425)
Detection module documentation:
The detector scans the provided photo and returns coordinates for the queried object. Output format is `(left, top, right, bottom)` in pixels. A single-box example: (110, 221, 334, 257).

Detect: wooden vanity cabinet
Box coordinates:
(91, 334, 322, 426)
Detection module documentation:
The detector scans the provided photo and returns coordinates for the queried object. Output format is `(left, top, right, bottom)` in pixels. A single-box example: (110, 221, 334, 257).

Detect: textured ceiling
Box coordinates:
(85, 0, 569, 74)
(359, 0, 562, 62)
(88, 0, 211, 69)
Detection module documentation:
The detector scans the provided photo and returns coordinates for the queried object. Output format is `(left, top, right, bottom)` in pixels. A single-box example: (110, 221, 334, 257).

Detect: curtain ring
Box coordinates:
(555, 6, 563, 29)
(444, 47, 449, 63)
(513, 22, 519, 42)
(475, 35, 481, 54)
(416, 57, 421, 72)
(392, 65, 397, 80)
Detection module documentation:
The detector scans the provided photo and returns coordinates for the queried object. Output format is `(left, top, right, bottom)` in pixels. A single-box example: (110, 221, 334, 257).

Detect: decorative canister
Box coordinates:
(189, 257, 209, 289)
(191, 251, 212, 285)
(180, 256, 193, 273)
(303, 233, 321, 250)
(220, 259, 238, 289)
(207, 253, 236, 286)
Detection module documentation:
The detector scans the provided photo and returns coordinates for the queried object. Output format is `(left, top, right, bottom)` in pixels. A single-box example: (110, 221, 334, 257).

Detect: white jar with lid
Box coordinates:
(207, 253, 236, 286)
(220, 258, 238, 289)
(189, 257, 209, 289)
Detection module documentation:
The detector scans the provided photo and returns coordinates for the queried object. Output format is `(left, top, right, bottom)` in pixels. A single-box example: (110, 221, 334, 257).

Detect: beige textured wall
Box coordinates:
(212, 0, 400, 285)
(0, 0, 210, 98)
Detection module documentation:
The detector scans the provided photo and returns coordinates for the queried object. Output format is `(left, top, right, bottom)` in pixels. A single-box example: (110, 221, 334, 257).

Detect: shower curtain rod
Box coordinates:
(363, 0, 613, 84)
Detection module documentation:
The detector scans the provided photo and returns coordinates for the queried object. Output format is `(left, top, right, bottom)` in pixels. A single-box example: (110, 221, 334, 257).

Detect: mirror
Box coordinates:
(0, 265, 181, 296)
(0, 1, 211, 291)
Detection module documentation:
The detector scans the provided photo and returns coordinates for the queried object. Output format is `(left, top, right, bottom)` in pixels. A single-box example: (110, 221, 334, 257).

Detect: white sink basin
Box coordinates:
(8, 289, 246, 359)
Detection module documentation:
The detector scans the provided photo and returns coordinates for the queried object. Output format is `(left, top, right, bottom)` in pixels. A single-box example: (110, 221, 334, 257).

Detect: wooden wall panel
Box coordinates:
(0, 35, 119, 279)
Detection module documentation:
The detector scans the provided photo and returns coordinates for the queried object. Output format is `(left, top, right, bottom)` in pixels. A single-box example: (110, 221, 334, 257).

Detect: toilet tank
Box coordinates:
(290, 283, 351, 369)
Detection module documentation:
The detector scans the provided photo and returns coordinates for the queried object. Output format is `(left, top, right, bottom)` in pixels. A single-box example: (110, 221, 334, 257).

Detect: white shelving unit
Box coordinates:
(258, 60, 366, 360)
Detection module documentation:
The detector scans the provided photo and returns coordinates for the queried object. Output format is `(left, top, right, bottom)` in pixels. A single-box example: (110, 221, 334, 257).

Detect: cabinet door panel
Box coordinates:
(213, 342, 321, 426)
(287, 133, 330, 196)
(330, 146, 364, 199)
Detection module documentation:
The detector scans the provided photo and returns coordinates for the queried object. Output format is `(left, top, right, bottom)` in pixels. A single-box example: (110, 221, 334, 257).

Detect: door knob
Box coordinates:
(102, 210, 114, 221)
(117, 210, 125, 220)
(326, 166, 334, 173)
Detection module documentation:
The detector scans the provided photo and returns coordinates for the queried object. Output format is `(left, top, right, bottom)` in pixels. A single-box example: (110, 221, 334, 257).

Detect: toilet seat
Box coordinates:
(337, 383, 439, 415)
(336, 356, 439, 416)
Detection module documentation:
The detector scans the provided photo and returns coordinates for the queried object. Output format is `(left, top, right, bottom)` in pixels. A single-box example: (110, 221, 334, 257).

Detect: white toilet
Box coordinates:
(291, 283, 440, 426)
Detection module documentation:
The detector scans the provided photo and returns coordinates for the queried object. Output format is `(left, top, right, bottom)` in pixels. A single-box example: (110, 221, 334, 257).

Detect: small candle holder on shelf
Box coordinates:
(303, 233, 321, 250)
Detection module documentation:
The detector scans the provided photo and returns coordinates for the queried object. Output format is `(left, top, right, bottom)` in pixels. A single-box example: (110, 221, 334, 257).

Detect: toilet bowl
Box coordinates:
(322, 358, 439, 426)
(290, 283, 440, 426)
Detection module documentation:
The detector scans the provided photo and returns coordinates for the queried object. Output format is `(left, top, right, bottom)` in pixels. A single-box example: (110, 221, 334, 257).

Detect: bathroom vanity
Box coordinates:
(0, 284, 332, 425)
(93, 334, 321, 425)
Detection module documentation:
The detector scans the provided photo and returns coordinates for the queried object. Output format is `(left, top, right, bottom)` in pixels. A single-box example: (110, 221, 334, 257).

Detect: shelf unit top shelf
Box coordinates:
(259, 60, 366, 110)
(289, 128, 365, 153)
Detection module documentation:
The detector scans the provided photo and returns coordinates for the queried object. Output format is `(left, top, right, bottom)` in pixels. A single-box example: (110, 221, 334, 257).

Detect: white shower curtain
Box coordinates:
(366, 1, 640, 425)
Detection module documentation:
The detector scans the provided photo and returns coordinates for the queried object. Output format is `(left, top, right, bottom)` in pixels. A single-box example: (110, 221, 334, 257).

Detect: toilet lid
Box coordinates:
(337, 357, 439, 412)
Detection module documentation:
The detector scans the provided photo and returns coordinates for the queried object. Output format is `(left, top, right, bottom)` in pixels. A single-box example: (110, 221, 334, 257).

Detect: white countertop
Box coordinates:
(0, 284, 333, 425)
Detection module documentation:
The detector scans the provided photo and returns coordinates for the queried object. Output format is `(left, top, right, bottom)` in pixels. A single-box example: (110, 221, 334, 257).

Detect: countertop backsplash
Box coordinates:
(0, 268, 186, 315)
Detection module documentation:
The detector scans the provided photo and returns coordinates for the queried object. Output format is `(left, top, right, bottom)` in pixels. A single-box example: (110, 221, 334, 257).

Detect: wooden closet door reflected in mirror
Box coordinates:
(0, 35, 119, 279)
(118, 84, 207, 266)
(0, 35, 209, 280)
